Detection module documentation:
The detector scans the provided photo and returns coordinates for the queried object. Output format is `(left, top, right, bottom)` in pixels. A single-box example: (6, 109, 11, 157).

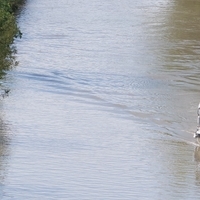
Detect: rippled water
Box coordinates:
(0, 0, 200, 199)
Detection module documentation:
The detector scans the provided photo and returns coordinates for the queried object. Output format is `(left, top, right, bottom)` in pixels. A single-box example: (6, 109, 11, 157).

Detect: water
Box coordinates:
(0, 0, 200, 199)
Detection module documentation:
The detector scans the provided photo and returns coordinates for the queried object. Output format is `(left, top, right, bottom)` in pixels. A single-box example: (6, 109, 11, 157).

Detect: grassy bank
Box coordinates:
(0, 0, 23, 70)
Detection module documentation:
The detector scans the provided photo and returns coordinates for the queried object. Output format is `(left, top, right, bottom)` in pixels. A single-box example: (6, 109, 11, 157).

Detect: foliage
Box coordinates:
(0, 0, 23, 69)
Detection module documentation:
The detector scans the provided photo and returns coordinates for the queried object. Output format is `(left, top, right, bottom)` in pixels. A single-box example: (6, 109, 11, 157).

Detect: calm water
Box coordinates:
(0, 0, 200, 199)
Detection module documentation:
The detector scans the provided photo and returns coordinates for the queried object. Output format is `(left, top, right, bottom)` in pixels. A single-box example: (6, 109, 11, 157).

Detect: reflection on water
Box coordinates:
(0, 44, 13, 195)
(194, 146, 200, 186)
(0, 0, 200, 199)
(0, 115, 10, 199)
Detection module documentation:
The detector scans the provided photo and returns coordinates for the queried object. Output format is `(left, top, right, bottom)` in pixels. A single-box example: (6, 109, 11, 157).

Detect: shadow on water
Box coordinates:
(162, 0, 200, 187)
(161, 0, 200, 90)
(143, 0, 200, 143)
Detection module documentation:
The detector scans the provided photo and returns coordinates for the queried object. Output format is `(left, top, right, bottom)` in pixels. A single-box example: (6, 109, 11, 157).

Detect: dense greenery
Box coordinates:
(0, 0, 23, 70)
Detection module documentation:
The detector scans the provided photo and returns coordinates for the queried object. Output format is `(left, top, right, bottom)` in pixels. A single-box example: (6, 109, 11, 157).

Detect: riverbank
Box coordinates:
(0, 0, 24, 70)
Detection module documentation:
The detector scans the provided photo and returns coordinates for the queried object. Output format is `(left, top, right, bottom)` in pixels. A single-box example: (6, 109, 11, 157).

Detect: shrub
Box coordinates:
(0, 0, 23, 69)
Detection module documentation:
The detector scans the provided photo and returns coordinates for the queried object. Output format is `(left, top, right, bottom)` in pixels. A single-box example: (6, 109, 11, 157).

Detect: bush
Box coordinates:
(0, 0, 23, 69)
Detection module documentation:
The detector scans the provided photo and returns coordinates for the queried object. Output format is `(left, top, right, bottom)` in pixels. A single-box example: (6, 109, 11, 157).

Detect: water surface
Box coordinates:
(1, 0, 200, 199)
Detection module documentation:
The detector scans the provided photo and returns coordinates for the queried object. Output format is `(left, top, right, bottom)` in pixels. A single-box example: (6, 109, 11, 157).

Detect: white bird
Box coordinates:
(194, 103, 200, 138)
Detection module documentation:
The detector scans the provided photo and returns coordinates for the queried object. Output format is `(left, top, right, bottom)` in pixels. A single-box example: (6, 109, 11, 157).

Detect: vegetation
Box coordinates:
(0, 0, 23, 71)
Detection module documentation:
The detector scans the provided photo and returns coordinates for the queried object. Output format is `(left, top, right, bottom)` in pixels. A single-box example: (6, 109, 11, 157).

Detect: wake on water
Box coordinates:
(183, 103, 200, 147)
